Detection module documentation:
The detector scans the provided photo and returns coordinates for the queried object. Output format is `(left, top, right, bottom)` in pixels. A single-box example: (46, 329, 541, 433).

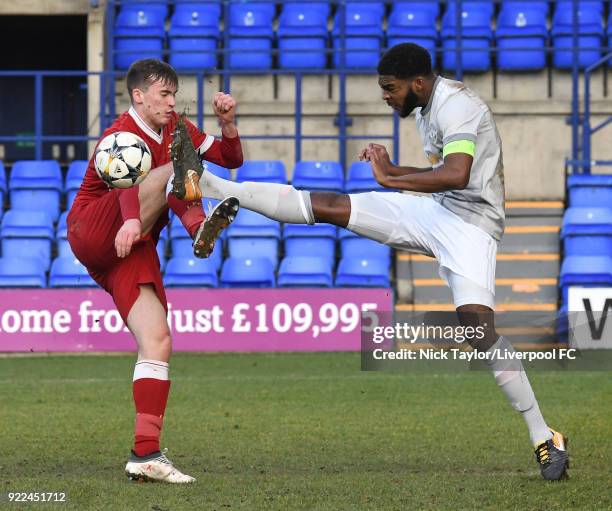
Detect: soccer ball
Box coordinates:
(94, 131, 152, 189)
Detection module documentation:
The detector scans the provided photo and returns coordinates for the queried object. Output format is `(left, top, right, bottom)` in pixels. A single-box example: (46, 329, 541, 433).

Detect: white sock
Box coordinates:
(201, 170, 315, 224)
(133, 359, 169, 381)
(486, 337, 552, 446)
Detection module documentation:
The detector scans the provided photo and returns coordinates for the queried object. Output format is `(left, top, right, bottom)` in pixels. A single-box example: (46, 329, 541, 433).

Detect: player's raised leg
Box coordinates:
(123, 285, 195, 484)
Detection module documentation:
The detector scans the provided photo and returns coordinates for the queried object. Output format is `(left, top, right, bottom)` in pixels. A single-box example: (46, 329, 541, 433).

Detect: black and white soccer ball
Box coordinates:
(94, 131, 152, 189)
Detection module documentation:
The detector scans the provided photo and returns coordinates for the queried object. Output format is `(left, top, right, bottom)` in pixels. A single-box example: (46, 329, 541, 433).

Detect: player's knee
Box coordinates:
(311, 192, 350, 225)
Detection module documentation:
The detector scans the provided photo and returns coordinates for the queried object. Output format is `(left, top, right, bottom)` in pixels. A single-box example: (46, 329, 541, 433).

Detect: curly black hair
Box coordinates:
(377, 43, 433, 79)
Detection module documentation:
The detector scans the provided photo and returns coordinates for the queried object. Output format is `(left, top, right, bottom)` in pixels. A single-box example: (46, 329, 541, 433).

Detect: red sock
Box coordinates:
(133, 378, 171, 456)
(167, 193, 205, 238)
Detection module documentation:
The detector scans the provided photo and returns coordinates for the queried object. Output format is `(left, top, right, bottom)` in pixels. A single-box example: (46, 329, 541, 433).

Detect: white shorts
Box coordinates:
(347, 192, 497, 309)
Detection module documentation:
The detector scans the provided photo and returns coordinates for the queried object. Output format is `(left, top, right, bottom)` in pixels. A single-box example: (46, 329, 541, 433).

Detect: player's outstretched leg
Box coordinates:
(193, 196, 240, 258)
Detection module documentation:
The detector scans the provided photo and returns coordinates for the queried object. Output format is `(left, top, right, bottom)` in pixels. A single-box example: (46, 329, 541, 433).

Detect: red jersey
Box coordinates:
(72, 107, 215, 211)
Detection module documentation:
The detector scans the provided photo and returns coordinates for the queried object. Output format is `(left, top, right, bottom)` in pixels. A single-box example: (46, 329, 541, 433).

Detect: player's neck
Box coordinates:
(132, 105, 163, 134)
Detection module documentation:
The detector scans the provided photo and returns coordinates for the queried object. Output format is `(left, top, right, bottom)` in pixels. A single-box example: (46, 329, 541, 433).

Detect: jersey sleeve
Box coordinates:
(437, 95, 483, 158)
(183, 117, 215, 157)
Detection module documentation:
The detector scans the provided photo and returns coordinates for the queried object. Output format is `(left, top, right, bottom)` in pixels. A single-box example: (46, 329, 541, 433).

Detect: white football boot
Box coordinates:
(125, 448, 196, 484)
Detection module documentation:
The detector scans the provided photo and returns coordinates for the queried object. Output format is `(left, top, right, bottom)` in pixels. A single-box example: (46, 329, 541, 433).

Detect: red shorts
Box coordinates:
(67, 190, 169, 324)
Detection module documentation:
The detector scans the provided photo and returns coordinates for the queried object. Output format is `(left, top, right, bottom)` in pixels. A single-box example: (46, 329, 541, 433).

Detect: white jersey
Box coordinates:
(415, 76, 505, 241)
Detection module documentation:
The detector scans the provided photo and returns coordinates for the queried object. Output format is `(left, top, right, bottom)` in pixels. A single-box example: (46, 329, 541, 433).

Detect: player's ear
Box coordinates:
(132, 88, 144, 105)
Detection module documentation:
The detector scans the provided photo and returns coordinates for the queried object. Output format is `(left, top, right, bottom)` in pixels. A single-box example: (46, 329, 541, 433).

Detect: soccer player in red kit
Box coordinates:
(67, 59, 243, 483)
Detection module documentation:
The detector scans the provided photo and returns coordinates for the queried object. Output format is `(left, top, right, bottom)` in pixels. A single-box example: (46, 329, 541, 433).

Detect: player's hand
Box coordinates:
(213, 92, 236, 124)
(115, 218, 142, 258)
(366, 143, 395, 186)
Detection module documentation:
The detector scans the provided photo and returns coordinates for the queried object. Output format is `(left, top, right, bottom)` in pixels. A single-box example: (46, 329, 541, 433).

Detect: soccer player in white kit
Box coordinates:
(198, 43, 569, 480)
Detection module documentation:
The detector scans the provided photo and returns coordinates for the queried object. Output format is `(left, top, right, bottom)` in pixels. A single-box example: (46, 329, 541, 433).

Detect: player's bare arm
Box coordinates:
(366, 143, 472, 193)
(358, 143, 432, 177)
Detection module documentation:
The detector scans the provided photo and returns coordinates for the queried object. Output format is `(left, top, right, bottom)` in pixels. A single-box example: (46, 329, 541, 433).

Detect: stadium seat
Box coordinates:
(205, 161, 231, 179)
(157, 239, 167, 272)
(278, 2, 329, 69)
(236, 160, 287, 184)
(344, 161, 385, 193)
(278, 256, 333, 287)
(9, 160, 63, 222)
(284, 237, 336, 262)
(292, 161, 344, 193)
(220, 256, 275, 287)
(500, 1, 548, 15)
(394, 1, 440, 17)
(332, 2, 385, 69)
(1, 210, 54, 270)
(387, 4, 438, 68)
(169, 3, 221, 70)
(65, 160, 87, 210)
(227, 237, 279, 268)
(441, 3, 494, 72)
(0, 161, 6, 206)
(164, 257, 218, 287)
(49, 257, 97, 288)
(227, 208, 281, 238)
(559, 255, 612, 303)
(339, 230, 391, 262)
(114, 7, 166, 70)
(496, 5, 548, 71)
(283, 223, 338, 240)
(568, 174, 612, 208)
(119, 0, 169, 17)
(335, 257, 390, 287)
(227, 2, 275, 69)
(552, 2, 604, 69)
(0, 257, 46, 288)
(561, 207, 612, 257)
(55, 212, 75, 258)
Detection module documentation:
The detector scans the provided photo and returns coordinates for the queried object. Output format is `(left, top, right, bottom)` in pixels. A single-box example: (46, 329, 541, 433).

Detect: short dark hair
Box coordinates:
(126, 59, 178, 101)
(377, 43, 432, 79)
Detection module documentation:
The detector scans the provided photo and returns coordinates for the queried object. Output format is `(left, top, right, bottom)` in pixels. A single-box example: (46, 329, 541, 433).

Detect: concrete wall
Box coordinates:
(0, 0, 91, 15)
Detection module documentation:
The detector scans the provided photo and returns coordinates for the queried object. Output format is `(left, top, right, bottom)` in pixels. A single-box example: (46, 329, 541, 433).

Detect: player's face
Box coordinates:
(133, 79, 178, 130)
(378, 75, 420, 118)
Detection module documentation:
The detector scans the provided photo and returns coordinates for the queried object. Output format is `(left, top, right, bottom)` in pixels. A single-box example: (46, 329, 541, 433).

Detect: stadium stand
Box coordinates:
(278, 256, 334, 287)
(226, 2, 275, 69)
(386, 2, 438, 67)
(235, 160, 287, 184)
(65, 160, 88, 210)
(1, 210, 54, 271)
(567, 174, 612, 207)
(561, 207, 612, 256)
(49, 257, 97, 288)
(278, 2, 329, 69)
(335, 256, 391, 287)
(164, 256, 219, 287)
(0, 257, 47, 288)
(292, 161, 344, 192)
(56, 211, 74, 258)
(220, 256, 276, 287)
(114, 6, 166, 70)
(560, 255, 612, 304)
(344, 161, 385, 193)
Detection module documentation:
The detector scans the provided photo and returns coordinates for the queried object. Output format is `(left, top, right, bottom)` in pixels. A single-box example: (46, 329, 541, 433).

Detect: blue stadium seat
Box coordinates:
(1, 210, 54, 270)
(0, 257, 46, 288)
(9, 160, 62, 222)
(292, 161, 344, 193)
(236, 160, 287, 184)
(496, 5, 548, 71)
(501, 1, 548, 14)
(387, 4, 438, 67)
(283, 223, 338, 240)
(335, 257, 390, 287)
(220, 256, 275, 287)
(227, 237, 279, 268)
(227, 209, 281, 238)
(339, 231, 391, 262)
(169, 3, 221, 70)
(552, 2, 604, 69)
(559, 255, 612, 303)
(55, 211, 74, 258)
(394, 1, 440, 17)
(344, 161, 385, 193)
(119, 0, 169, 17)
(114, 7, 166, 70)
(278, 256, 333, 287)
(278, 2, 329, 69)
(0, 161, 6, 206)
(65, 160, 87, 210)
(227, 3, 275, 69)
(205, 161, 231, 179)
(284, 237, 336, 262)
(49, 257, 97, 288)
(441, 3, 494, 72)
(164, 257, 218, 287)
(561, 207, 612, 257)
(157, 239, 167, 272)
(568, 174, 612, 208)
(332, 3, 385, 69)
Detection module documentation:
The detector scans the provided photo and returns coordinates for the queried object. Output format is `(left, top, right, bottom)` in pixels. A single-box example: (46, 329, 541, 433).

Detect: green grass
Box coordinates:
(0, 352, 610, 510)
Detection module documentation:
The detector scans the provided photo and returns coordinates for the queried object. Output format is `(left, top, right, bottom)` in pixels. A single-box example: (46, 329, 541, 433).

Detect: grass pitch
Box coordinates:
(0, 352, 610, 510)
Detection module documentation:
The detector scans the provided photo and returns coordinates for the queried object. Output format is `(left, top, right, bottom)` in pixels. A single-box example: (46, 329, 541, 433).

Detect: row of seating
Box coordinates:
(0, 253, 390, 288)
(559, 174, 612, 340)
(0, 207, 391, 271)
(0, 159, 385, 222)
(113, 1, 612, 71)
